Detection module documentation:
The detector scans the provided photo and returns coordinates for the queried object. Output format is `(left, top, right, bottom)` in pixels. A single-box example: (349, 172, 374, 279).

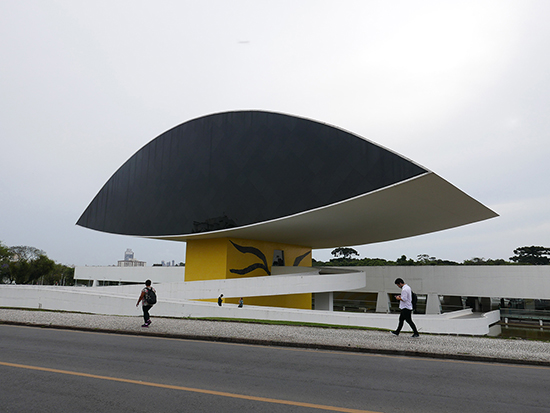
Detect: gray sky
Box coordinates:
(1, 1, 549, 267)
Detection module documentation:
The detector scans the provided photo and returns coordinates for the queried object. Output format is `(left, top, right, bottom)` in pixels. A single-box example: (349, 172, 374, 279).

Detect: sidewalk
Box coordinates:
(1, 308, 549, 366)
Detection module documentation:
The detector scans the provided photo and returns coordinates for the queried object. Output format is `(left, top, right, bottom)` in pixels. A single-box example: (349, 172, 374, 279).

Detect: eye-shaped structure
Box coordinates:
(77, 110, 497, 248)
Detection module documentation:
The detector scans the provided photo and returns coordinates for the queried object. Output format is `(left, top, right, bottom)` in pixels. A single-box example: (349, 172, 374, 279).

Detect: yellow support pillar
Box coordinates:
(185, 237, 312, 309)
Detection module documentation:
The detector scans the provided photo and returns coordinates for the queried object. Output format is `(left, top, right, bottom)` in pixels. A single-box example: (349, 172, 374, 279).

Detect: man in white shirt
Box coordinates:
(391, 278, 420, 337)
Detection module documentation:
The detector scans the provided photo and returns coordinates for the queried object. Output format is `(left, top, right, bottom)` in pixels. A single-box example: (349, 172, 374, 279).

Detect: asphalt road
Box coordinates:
(1, 325, 549, 413)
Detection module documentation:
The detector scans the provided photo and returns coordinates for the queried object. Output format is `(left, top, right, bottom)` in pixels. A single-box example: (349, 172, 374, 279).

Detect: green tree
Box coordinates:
(509, 246, 550, 265)
(357, 257, 394, 266)
(463, 257, 510, 265)
(9, 255, 55, 284)
(396, 255, 415, 266)
(9, 245, 44, 261)
(0, 242, 9, 260)
(0, 241, 11, 282)
(7, 260, 29, 284)
(416, 254, 436, 264)
(331, 247, 359, 260)
(4, 245, 55, 284)
(28, 255, 55, 284)
(43, 263, 75, 285)
(1, 243, 75, 285)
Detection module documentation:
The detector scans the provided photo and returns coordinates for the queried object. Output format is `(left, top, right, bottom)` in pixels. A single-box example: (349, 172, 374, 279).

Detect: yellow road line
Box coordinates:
(0, 361, 380, 413)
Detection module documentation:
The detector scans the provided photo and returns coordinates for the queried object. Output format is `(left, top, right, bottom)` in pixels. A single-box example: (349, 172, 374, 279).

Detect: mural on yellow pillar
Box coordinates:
(185, 237, 312, 309)
(225, 238, 312, 309)
(229, 240, 270, 276)
(227, 238, 311, 279)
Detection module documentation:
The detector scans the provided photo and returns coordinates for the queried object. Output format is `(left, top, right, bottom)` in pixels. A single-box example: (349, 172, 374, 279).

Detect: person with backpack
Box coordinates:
(391, 278, 419, 338)
(136, 279, 156, 327)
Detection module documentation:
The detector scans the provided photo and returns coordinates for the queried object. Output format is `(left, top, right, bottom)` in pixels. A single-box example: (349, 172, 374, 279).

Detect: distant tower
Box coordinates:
(118, 248, 145, 267)
(124, 248, 134, 261)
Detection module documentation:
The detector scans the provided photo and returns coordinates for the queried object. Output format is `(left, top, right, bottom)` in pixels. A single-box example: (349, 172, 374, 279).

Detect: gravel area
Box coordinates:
(1, 308, 549, 366)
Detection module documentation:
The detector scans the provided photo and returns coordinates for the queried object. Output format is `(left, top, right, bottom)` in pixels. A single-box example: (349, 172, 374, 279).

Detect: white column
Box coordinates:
(376, 292, 390, 313)
(425, 293, 441, 314)
(315, 292, 334, 311)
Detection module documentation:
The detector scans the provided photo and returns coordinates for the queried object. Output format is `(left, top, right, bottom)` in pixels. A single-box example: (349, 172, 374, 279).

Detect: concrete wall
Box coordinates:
(351, 265, 550, 299)
(75, 266, 184, 285)
(8, 265, 548, 336)
(75, 265, 550, 300)
(74, 270, 367, 300)
(0, 284, 499, 335)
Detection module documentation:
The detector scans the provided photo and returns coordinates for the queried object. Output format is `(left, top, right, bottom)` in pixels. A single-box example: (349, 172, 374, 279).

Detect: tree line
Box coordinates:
(0, 242, 74, 285)
(313, 246, 550, 267)
(2, 242, 548, 284)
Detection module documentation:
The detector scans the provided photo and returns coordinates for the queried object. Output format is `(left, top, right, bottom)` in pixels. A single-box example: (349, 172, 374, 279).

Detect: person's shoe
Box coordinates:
(141, 324, 149, 328)
(411, 333, 420, 338)
(146, 319, 152, 325)
(391, 331, 399, 336)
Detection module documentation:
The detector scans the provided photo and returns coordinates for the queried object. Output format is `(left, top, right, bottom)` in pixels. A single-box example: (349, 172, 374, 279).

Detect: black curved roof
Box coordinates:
(77, 111, 428, 237)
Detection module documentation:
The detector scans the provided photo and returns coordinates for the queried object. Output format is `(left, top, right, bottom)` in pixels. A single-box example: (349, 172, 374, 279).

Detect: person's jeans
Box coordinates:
(396, 308, 418, 334)
(142, 305, 152, 323)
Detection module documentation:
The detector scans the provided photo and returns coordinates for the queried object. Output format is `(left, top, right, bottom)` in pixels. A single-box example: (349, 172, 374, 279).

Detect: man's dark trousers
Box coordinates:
(142, 305, 152, 323)
(396, 308, 418, 334)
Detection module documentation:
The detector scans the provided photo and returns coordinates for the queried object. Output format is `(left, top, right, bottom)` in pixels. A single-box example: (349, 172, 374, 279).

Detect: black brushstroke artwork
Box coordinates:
(293, 250, 311, 266)
(229, 240, 270, 275)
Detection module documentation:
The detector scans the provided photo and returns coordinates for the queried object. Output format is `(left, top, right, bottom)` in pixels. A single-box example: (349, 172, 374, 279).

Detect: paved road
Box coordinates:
(1, 324, 549, 413)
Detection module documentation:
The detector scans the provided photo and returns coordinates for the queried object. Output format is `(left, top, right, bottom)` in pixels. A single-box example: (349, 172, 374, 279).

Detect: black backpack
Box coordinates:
(145, 287, 157, 305)
(411, 291, 418, 312)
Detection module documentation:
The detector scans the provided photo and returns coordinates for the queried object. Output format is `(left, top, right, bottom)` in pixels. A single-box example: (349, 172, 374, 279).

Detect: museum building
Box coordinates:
(77, 110, 497, 308)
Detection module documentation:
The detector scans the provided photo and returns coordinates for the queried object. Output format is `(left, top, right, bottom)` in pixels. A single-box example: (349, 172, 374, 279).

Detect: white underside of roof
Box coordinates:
(148, 172, 498, 248)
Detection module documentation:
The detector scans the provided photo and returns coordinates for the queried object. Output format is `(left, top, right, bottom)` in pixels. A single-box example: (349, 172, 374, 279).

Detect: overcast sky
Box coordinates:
(1, 1, 549, 267)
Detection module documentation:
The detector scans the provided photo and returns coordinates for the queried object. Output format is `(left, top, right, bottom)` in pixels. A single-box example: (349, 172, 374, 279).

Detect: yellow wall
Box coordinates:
(185, 237, 312, 309)
(224, 294, 312, 309)
(185, 238, 228, 281)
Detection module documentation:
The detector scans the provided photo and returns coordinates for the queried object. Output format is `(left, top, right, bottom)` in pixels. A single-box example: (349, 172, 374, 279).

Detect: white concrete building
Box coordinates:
(2, 264, 549, 336)
(44, 111, 517, 335)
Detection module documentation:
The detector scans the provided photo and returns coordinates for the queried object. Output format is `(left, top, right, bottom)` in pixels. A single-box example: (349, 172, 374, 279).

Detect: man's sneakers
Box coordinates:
(141, 320, 152, 328)
(391, 330, 420, 338)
